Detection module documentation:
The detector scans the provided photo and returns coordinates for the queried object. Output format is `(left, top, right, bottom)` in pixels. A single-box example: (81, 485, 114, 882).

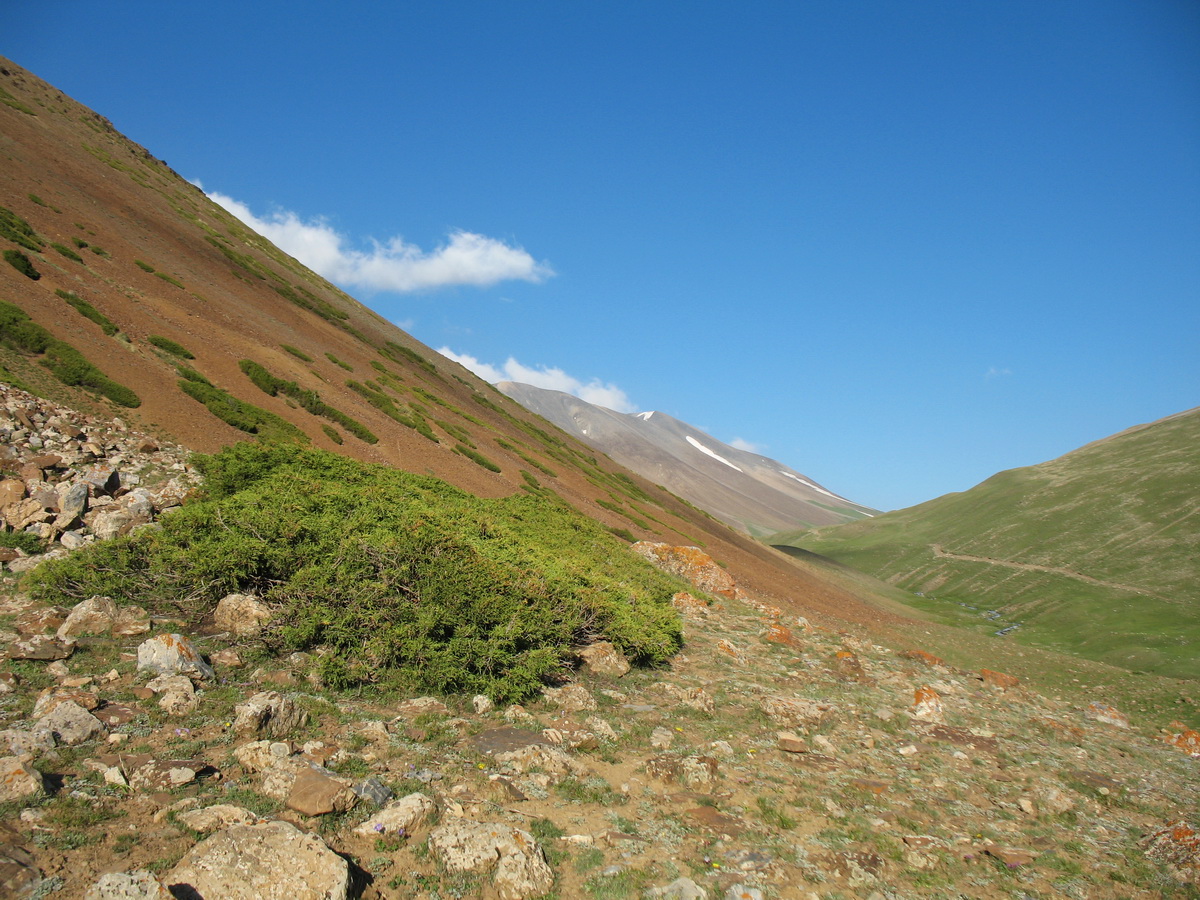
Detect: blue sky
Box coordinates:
(8, 2, 1199, 511)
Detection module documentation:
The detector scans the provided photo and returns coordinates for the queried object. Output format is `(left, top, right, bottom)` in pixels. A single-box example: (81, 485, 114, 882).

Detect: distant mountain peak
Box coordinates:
(498, 381, 876, 536)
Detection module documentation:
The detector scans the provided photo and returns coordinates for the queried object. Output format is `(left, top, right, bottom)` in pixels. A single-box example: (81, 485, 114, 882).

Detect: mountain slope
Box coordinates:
(0, 56, 896, 631)
(497, 381, 876, 536)
(779, 407, 1200, 680)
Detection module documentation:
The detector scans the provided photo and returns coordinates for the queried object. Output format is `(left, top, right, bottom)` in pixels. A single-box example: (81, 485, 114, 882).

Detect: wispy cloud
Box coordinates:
(985, 366, 1013, 379)
(438, 348, 638, 414)
(201, 187, 553, 293)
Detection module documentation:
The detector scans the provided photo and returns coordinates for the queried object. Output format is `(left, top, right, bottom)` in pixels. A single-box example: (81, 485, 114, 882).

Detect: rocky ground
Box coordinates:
(0, 386, 1197, 900)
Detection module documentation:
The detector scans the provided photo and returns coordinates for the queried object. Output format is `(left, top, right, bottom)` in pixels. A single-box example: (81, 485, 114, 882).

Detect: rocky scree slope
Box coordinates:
(0, 396, 1196, 898)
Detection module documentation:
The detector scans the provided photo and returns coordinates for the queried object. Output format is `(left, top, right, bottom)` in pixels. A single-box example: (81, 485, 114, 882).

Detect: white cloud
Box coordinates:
(985, 366, 1013, 379)
(202, 188, 553, 293)
(729, 437, 762, 453)
(438, 348, 638, 414)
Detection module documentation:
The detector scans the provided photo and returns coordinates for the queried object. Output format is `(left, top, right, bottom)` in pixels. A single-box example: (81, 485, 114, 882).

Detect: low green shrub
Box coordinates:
(325, 352, 353, 371)
(240, 359, 377, 443)
(0, 300, 139, 407)
(282, 345, 313, 362)
(177, 378, 305, 443)
(0, 207, 42, 252)
(25, 444, 683, 702)
(57, 290, 118, 336)
(154, 271, 184, 288)
(0, 531, 44, 555)
(149, 335, 194, 359)
(3, 250, 39, 280)
(453, 443, 500, 473)
(51, 243, 83, 263)
(134, 259, 155, 272)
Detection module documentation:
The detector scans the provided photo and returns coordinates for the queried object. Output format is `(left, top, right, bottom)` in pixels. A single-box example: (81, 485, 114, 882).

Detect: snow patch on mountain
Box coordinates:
(686, 435, 743, 472)
(782, 471, 844, 500)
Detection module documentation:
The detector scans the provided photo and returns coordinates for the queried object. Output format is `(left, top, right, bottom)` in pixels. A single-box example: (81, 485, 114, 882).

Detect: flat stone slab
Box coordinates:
(471, 727, 549, 757)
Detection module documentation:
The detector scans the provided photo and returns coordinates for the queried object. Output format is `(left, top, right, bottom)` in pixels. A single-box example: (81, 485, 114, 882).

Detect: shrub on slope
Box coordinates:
(26, 443, 683, 701)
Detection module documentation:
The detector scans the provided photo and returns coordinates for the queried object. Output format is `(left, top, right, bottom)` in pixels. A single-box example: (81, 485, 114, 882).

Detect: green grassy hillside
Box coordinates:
(773, 408, 1200, 680)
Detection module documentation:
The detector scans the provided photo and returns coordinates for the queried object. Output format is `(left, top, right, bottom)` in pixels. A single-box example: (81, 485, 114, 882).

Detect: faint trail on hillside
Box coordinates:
(928, 544, 1174, 602)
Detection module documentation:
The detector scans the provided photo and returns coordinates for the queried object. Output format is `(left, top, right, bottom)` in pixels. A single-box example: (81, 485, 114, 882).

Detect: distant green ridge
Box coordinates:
(778, 408, 1200, 680)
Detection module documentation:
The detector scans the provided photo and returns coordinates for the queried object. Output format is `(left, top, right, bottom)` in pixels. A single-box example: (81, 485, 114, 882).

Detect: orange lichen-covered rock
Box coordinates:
(1143, 821, 1200, 883)
(834, 650, 869, 682)
(716, 639, 746, 665)
(763, 622, 796, 645)
(912, 686, 943, 720)
(631, 542, 741, 598)
(671, 592, 712, 619)
(1160, 722, 1200, 758)
(902, 649, 945, 668)
(1085, 702, 1131, 729)
(981, 669, 1020, 690)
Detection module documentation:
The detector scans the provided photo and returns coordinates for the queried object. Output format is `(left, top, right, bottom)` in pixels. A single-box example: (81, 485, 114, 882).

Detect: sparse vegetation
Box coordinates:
(453, 443, 500, 472)
(148, 335, 195, 359)
(177, 375, 305, 442)
(51, 242, 83, 262)
(325, 351, 353, 371)
(56, 289, 118, 336)
(3, 249, 40, 280)
(240, 358, 377, 444)
(0, 206, 44, 251)
(0, 299, 139, 406)
(134, 259, 155, 272)
(282, 344, 313, 362)
(154, 270, 184, 288)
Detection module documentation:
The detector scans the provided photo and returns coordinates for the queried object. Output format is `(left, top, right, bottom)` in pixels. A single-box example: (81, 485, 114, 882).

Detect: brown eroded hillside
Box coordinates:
(0, 56, 895, 633)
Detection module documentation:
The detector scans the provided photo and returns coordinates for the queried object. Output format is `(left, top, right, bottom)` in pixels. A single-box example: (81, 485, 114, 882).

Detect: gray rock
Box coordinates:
(650, 726, 675, 749)
(0, 728, 56, 757)
(90, 508, 133, 541)
(352, 777, 393, 806)
(0, 839, 42, 898)
(36, 700, 105, 745)
(352, 792, 435, 837)
(137, 634, 214, 681)
(646, 877, 709, 899)
(429, 820, 554, 900)
(0, 755, 44, 801)
(57, 595, 118, 639)
(233, 691, 308, 737)
(214, 593, 273, 636)
(578, 640, 631, 677)
(83, 870, 171, 899)
(167, 820, 350, 900)
(495, 743, 587, 781)
(177, 805, 258, 834)
(57, 482, 89, 524)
